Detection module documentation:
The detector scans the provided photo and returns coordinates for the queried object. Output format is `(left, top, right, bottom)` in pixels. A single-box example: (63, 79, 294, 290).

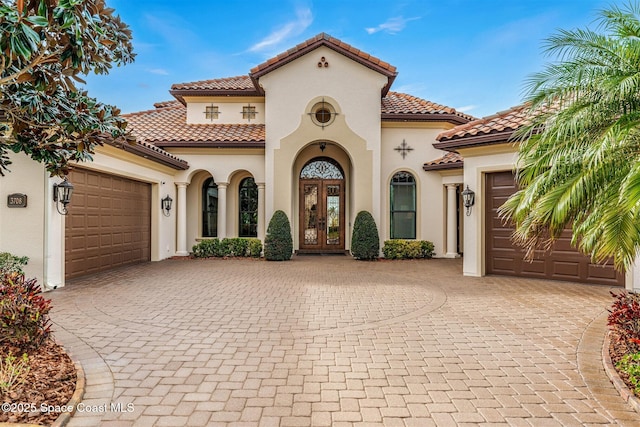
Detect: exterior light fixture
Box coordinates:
(461, 185, 475, 216)
(319, 141, 327, 152)
(53, 178, 74, 215)
(161, 195, 173, 216)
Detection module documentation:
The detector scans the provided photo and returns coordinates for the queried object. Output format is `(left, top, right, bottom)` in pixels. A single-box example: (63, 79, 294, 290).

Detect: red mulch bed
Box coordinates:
(609, 328, 640, 398)
(0, 339, 76, 426)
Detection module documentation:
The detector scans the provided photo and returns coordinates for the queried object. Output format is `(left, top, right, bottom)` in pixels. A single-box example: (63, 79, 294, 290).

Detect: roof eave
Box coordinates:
(422, 162, 463, 171)
(382, 113, 471, 126)
(169, 89, 263, 104)
(434, 130, 515, 152)
(153, 141, 266, 148)
(106, 141, 190, 170)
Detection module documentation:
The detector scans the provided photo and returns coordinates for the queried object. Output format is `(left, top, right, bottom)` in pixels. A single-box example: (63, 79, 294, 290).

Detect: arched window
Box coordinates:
(390, 171, 416, 239)
(202, 177, 218, 237)
(239, 177, 258, 237)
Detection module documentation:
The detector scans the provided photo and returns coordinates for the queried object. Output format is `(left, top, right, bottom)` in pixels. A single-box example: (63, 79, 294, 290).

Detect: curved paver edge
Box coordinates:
(603, 330, 640, 414)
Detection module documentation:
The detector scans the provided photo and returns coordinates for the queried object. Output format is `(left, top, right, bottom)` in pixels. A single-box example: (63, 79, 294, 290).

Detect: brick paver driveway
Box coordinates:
(49, 256, 640, 426)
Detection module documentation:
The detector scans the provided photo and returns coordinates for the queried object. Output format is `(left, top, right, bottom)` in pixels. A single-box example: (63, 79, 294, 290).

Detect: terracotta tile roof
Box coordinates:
(171, 75, 255, 91)
(382, 92, 476, 124)
(435, 103, 531, 150)
(422, 152, 463, 171)
(249, 33, 398, 95)
(124, 102, 265, 147)
(169, 76, 262, 103)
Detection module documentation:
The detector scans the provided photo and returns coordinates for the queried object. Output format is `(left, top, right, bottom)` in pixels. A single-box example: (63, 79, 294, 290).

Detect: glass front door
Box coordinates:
(300, 179, 345, 251)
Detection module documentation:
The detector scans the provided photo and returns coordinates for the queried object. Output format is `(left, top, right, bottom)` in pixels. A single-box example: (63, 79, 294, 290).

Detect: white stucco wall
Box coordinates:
(258, 46, 388, 246)
(185, 97, 265, 125)
(167, 148, 265, 250)
(0, 153, 47, 284)
(458, 145, 521, 277)
(381, 125, 457, 257)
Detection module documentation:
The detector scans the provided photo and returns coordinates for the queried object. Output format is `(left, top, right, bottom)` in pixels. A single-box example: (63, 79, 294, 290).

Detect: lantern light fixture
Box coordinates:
(461, 185, 475, 216)
(161, 195, 173, 216)
(53, 178, 74, 215)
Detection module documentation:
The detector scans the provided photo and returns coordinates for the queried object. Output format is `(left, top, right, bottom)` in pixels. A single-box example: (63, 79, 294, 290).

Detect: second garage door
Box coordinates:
(485, 171, 624, 286)
(65, 168, 151, 279)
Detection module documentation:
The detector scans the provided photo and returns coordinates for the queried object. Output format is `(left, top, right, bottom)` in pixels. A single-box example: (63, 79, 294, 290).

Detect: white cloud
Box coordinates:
(147, 68, 169, 76)
(249, 7, 313, 53)
(365, 16, 420, 35)
(456, 105, 477, 113)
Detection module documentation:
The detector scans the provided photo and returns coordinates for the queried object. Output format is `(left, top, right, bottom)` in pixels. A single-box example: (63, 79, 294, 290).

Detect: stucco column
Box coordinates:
(176, 182, 189, 256)
(217, 183, 228, 239)
(257, 182, 266, 242)
(445, 184, 460, 258)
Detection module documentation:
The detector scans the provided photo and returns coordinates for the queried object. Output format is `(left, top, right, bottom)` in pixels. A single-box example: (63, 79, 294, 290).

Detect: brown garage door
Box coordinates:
(65, 168, 151, 279)
(485, 171, 624, 286)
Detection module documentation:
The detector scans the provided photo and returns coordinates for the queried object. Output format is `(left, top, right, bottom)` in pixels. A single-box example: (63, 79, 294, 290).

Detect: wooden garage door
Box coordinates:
(65, 168, 151, 279)
(485, 171, 624, 286)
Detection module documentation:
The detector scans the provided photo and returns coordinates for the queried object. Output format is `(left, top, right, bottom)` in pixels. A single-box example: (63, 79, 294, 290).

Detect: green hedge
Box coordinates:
(192, 238, 262, 258)
(264, 210, 293, 261)
(382, 240, 434, 259)
(351, 211, 379, 260)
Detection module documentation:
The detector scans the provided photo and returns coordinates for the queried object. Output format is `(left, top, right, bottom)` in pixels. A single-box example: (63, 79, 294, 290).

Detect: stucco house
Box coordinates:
(1, 33, 636, 290)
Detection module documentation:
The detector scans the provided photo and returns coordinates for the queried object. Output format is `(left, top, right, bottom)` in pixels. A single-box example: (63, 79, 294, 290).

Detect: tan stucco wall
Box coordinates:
(258, 46, 388, 249)
(184, 96, 265, 125)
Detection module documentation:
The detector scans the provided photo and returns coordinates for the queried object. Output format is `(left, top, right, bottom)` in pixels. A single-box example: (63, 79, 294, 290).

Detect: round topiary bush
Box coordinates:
(264, 210, 293, 261)
(351, 210, 379, 260)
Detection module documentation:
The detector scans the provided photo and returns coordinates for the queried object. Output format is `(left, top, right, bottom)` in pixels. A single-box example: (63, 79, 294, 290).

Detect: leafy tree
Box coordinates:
(0, 0, 135, 177)
(501, 2, 640, 271)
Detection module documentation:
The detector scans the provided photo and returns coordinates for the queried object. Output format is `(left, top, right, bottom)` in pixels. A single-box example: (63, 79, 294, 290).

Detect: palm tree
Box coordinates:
(500, 2, 640, 271)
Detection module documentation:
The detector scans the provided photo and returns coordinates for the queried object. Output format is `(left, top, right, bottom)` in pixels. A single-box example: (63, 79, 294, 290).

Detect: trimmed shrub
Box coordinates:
(192, 238, 262, 258)
(264, 210, 293, 261)
(382, 239, 435, 259)
(351, 211, 380, 260)
(248, 239, 263, 258)
(0, 253, 29, 275)
(0, 273, 52, 354)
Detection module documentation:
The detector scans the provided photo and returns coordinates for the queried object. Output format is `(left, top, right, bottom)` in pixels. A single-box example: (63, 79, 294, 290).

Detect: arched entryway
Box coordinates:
(299, 157, 346, 252)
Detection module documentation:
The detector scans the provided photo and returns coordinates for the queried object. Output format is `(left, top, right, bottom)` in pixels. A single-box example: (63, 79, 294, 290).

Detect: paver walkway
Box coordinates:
(48, 256, 640, 426)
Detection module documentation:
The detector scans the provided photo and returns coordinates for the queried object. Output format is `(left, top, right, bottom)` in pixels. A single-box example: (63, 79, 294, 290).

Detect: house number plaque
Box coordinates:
(7, 193, 27, 208)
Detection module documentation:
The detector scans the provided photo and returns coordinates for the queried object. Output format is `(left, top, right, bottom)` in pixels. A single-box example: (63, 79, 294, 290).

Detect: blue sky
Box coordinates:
(85, 0, 610, 118)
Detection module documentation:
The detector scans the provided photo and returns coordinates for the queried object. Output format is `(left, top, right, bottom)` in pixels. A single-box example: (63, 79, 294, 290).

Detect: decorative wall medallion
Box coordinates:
(308, 98, 338, 129)
(317, 56, 329, 68)
(394, 140, 414, 159)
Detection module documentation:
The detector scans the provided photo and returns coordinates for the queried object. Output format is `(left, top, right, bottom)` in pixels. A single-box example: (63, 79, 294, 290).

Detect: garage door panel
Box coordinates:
(65, 168, 150, 279)
(485, 171, 624, 286)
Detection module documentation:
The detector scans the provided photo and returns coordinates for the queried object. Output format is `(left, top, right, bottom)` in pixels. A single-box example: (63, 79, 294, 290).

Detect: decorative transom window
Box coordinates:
(308, 99, 337, 129)
(239, 177, 258, 237)
(390, 171, 416, 239)
(242, 105, 257, 122)
(202, 178, 218, 237)
(204, 105, 220, 121)
(300, 157, 344, 179)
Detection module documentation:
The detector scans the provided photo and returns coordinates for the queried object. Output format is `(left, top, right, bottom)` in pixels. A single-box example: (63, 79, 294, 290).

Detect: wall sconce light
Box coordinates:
(319, 141, 327, 152)
(461, 185, 475, 216)
(161, 195, 173, 216)
(53, 178, 74, 215)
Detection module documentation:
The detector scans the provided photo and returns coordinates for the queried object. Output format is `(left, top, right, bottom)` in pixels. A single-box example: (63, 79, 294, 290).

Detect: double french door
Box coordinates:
(299, 179, 345, 251)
